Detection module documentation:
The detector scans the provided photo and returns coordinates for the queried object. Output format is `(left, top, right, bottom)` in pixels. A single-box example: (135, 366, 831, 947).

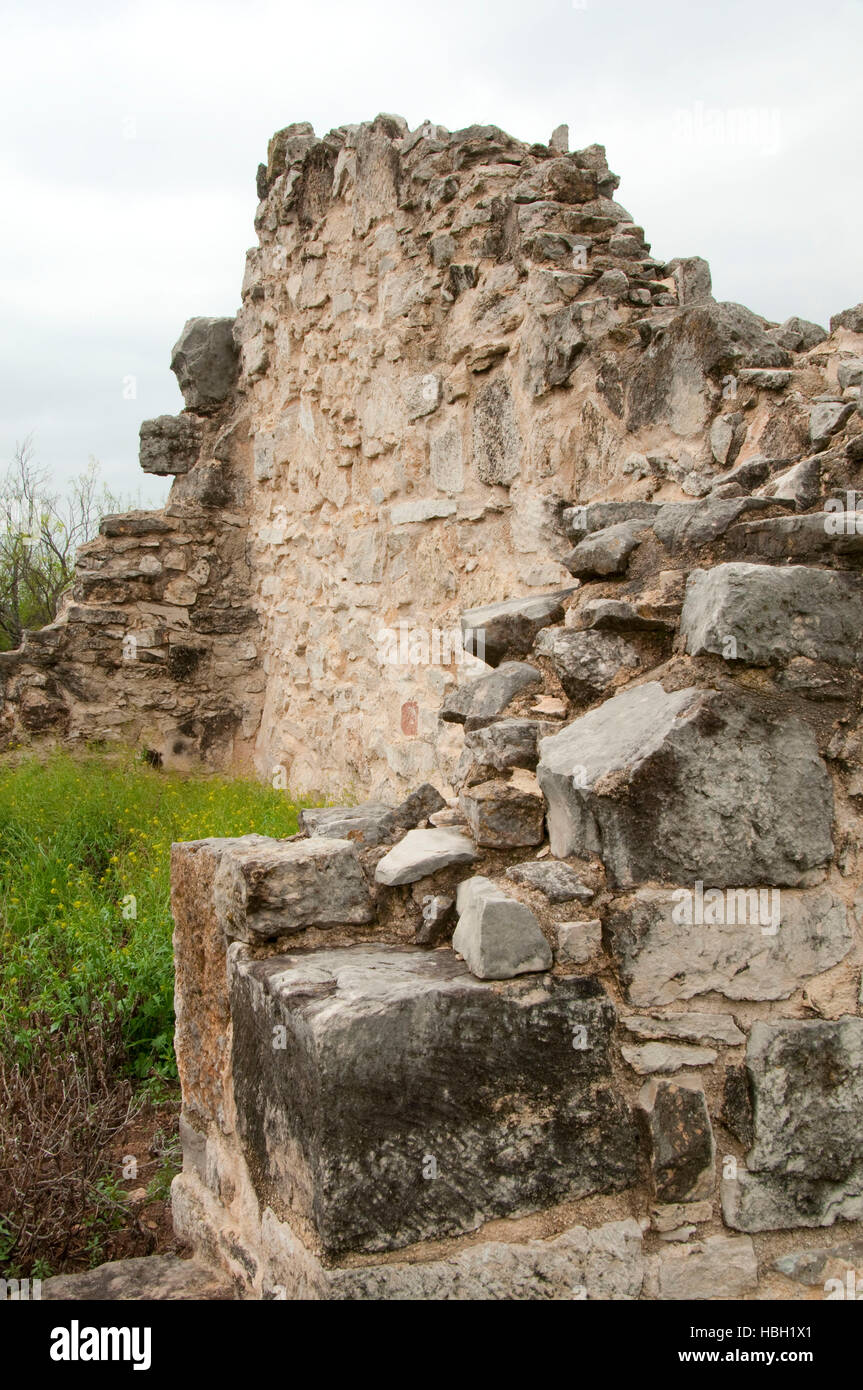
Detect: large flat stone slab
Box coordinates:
(229, 945, 638, 1257)
(210, 834, 376, 940)
(42, 1256, 234, 1301)
(459, 590, 574, 667)
(607, 887, 852, 1005)
(537, 681, 833, 887)
(374, 827, 478, 884)
(681, 562, 863, 666)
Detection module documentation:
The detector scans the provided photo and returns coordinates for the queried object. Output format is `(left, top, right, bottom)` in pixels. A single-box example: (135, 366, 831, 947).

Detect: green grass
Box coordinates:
(0, 749, 314, 1080)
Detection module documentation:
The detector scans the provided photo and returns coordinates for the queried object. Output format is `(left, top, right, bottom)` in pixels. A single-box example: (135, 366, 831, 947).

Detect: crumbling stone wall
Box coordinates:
(4, 114, 863, 1298)
(5, 113, 862, 801)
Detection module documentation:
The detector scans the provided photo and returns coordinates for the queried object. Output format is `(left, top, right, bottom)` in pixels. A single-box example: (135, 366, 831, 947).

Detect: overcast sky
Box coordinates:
(1, 0, 861, 502)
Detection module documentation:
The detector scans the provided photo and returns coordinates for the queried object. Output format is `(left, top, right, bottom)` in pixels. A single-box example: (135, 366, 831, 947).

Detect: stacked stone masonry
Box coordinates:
(7, 115, 863, 1300)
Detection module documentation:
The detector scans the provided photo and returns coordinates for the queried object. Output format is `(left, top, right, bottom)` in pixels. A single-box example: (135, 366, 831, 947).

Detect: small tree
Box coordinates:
(0, 437, 132, 651)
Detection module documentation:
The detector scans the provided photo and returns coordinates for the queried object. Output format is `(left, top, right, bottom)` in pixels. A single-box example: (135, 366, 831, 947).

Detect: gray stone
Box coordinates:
(645, 1236, 757, 1300)
(681, 562, 863, 667)
(301, 802, 397, 845)
(329, 1218, 645, 1300)
(710, 411, 746, 467)
(770, 316, 827, 353)
(728, 510, 863, 561)
(460, 591, 574, 668)
(472, 377, 523, 485)
(229, 945, 638, 1255)
(390, 782, 448, 830)
(506, 859, 594, 904)
(453, 878, 552, 978)
(721, 1167, 863, 1234)
(402, 372, 441, 420)
(209, 834, 376, 940)
(652, 495, 776, 551)
(42, 1256, 235, 1302)
(745, 1018, 863, 1180)
(737, 368, 792, 390)
(440, 661, 543, 727)
(622, 1013, 745, 1046)
(564, 519, 648, 580)
(139, 414, 202, 475)
(562, 500, 659, 540)
(537, 682, 833, 887)
(556, 919, 602, 964)
(415, 893, 455, 946)
(638, 1077, 715, 1201)
(810, 400, 854, 448)
(623, 1043, 717, 1074)
(722, 1063, 754, 1147)
(522, 302, 588, 397)
(534, 627, 640, 703)
(838, 359, 863, 390)
(830, 302, 863, 334)
(429, 419, 464, 492)
(463, 718, 554, 772)
(607, 887, 852, 1005)
(773, 1237, 863, 1286)
(664, 256, 713, 305)
(459, 777, 545, 848)
(374, 828, 478, 885)
(757, 455, 821, 510)
(170, 316, 238, 411)
(577, 597, 673, 633)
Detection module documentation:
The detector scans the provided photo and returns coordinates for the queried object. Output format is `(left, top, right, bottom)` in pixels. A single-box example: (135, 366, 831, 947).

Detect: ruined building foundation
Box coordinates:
(9, 115, 863, 1299)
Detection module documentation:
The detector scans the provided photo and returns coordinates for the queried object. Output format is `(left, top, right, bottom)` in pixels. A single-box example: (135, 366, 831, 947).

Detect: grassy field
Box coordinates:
(0, 748, 314, 1275)
(0, 748, 310, 1079)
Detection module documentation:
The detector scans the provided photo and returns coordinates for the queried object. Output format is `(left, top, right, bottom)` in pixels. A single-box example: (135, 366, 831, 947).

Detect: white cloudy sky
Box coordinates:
(1, 0, 861, 502)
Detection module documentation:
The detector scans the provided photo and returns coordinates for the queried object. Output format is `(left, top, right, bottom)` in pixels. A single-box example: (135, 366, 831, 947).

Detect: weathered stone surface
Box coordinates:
(607, 887, 852, 1005)
(453, 877, 552, 978)
(623, 1043, 717, 1075)
(810, 400, 854, 448)
(460, 592, 574, 668)
(652, 495, 775, 551)
(721, 1167, 863, 1233)
(664, 256, 712, 305)
(830, 302, 863, 334)
(770, 316, 827, 352)
(374, 827, 478, 885)
(463, 718, 553, 773)
(506, 859, 594, 903)
(562, 500, 659, 540)
(556, 918, 602, 963)
(728, 510, 863, 560)
(211, 834, 376, 939)
(681, 562, 863, 667)
(301, 802, 397, 845)
(537, 682, 834, 887)
(415, 893, 455, 946)
(390, 782, 448, 829)
(472, 377, 523, 485)
(645, 1235, 757, 1300)
(440, 662, 543, 727)
(534, 626, 640, 703)
(638, 1077, 715, 1201)
(577, 597, 672, 633)
(745, 1018, 863, 1179)
(757, 455, 821, 509)
(623, 1013, 745, 1046)
(230, 946, 638, 1256)
(564, 520, 647, 580)
(329, 1218, 645, 1300)
(139, 414, 203, 475)
(774, 1237, 863, 1286)
(42, 1256, 235, 1301)
(651, 1201, 712, 1233)
(459, 777, 545, 848)
(170, 316, 238, 411)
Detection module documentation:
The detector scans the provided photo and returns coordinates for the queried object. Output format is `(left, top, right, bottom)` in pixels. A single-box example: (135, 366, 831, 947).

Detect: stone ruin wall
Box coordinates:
(6, 112, 862, 800)
(5, 115, 863, 1302)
